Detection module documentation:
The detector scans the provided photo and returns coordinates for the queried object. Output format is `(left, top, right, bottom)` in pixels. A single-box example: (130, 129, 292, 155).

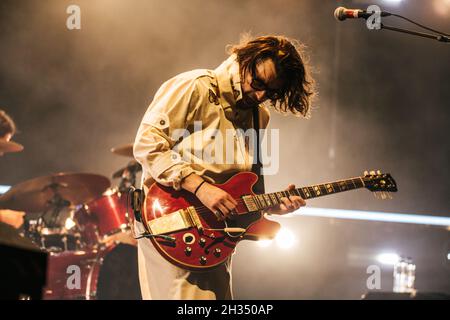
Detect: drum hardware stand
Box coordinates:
(31, 183, 72, 251)
(116, 160, 141, 194)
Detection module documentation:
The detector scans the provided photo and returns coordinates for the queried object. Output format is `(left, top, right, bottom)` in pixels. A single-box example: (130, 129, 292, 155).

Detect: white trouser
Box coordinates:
(135, 221, 233, 300)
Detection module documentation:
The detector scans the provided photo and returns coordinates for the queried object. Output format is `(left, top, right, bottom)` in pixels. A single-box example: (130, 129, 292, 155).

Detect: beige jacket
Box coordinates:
(133, 54, 270, 190)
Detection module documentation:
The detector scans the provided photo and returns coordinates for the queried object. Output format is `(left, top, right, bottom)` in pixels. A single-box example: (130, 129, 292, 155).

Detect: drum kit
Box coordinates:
(0, 143, 142, 299)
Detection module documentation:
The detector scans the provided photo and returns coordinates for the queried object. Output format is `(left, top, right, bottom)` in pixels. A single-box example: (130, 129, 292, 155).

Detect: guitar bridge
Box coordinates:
(146, 206, 202, 235)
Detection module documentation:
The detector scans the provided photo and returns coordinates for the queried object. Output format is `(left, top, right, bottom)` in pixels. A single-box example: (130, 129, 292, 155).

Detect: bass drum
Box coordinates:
(44, 244, 141, 300)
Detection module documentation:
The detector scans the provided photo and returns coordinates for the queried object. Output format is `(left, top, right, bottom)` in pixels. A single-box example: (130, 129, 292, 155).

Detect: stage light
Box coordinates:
(275, 228, 296, 250)
(0, 185, 11, 195)
(65, 217, 76, 230)
(295, 207, 450, 227)
(377, 252, 400, 265)
(383, 0, 403, 4)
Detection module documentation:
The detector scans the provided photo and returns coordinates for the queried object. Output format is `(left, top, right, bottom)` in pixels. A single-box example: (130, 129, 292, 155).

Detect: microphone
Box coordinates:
(334, 6, 390, 21)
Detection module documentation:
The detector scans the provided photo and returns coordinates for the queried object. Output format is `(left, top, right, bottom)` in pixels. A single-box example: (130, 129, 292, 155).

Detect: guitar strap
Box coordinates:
(251, 106, 265, 195)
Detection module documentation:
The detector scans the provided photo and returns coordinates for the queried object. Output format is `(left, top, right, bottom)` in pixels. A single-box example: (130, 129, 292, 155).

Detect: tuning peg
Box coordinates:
(370, 170, 376, 176)
(364, 170, 369, 176)
(380, 192, 387, 200)
(386, 193, 393, 200)
(377, 170, 381, 175)
(373, 192, 380, 199)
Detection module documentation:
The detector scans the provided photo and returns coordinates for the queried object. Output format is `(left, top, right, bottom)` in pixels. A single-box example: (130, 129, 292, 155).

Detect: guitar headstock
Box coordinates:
(363, 170, 398, 198)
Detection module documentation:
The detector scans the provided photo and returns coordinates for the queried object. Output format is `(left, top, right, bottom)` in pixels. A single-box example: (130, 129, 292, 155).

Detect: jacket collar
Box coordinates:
(214, 54, 243, 110)
(214, 55, 254, 129)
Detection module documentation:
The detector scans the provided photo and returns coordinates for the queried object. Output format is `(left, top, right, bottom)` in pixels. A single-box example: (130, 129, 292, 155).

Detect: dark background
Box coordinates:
(0, 0, 449, 298)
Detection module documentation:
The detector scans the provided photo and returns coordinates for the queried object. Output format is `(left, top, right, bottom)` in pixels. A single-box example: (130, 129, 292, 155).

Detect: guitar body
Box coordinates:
(142, 172, 280, 271)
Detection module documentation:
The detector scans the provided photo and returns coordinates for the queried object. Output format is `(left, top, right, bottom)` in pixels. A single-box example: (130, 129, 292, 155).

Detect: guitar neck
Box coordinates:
(249, 177, 366, 211)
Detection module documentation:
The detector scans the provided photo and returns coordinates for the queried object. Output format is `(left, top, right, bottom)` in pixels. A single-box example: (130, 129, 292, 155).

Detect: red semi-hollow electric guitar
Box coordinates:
(139, 170, 397, 271)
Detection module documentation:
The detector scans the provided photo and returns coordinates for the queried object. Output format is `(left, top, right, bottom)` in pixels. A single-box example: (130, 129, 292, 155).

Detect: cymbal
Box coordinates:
(0, 140, 23, 154)
(0, 221, 41, 251)
(0, 173, 111, 213)
(111, 143, 134, 158)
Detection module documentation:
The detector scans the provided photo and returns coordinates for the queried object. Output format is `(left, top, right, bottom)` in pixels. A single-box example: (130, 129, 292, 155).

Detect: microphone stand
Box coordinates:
(380, 23, 450, 43)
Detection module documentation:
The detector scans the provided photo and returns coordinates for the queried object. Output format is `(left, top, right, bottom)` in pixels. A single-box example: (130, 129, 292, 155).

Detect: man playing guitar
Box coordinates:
(133, 35, 315, 299)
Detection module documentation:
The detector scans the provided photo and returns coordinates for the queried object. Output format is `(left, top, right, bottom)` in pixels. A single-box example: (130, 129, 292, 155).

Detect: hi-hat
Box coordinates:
(0, 173, 111, 213)
(110, 143, 134, 158)
(0, 140, 24, 154)
(112, 160, 142, 179)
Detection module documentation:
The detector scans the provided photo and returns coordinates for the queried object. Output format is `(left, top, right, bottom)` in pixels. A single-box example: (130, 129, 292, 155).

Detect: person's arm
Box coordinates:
(181, 173, 237, 219)
(133, 75, 199, 191)
(0, 209, 24, 229)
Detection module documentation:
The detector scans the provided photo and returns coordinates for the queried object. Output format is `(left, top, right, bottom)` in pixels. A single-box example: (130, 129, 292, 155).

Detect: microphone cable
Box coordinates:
(386, 12, 450, 37)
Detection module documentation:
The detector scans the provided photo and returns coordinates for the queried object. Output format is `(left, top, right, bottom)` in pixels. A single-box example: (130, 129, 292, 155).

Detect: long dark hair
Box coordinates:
(229, 34, 316, 117)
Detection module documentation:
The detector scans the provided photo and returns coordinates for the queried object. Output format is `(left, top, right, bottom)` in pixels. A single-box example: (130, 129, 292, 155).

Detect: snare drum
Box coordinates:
(24, 207, 85, 252)
(39, 227, 82, 252)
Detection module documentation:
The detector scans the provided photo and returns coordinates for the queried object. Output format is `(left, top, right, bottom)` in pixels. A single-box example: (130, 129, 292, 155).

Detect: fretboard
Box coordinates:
(245, 177, 366, 211)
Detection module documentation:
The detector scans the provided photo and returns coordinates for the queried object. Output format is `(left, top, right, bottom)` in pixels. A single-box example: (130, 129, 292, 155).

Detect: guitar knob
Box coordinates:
(199, 238, 206, 247)
(185, 247, 192, 256)
(214, 248, 221, 257)
(200, 256, 207, 265)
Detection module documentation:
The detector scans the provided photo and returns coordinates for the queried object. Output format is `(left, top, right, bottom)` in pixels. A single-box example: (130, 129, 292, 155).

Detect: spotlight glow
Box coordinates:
(383, 0, 403, 4)
(295, 207, 450, 227)
(0, 185, 11, 195)
(257, 239, 273, 248)
(65, 217, 76, 230)
(377, 252, 400, 265)
(275, 228, 296, 249)
(433, 0, 450, 16)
